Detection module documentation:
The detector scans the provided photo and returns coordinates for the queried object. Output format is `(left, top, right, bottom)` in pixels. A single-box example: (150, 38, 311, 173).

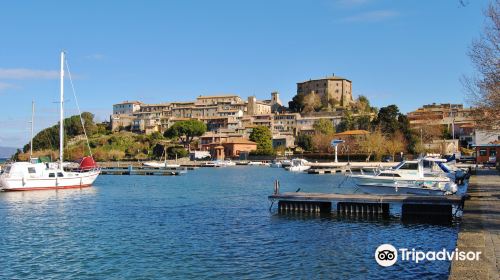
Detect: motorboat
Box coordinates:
(248, 161, 269, 166)
(270, 160, 282, 168)
(350, 158, 468, 195)
(285, 159, 311, 172)
(0, 52, 100, 191)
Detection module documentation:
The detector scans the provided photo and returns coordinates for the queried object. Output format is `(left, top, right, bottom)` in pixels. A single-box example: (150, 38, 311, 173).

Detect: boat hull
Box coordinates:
(0, 170, 99, 192)
(356, 183, 446, 196)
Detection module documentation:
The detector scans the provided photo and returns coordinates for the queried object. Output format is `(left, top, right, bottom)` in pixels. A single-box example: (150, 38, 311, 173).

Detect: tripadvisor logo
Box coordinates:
(374, 244, 482, 267)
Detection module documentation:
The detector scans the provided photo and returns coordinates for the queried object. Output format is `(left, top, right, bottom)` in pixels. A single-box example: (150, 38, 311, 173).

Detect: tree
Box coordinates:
(360, 129, 386, 161)
(23, 112, 97, 153)
(373, 105, 400, 135)
(385, 132, 406, 161)
(249, 126, 274, 155)
(167, 146, 188, 159)
(313, 119, 335, 135)
(312, 133, 333, 153)
(463, 0, 500, 129)
(302, 92, 322, 113)
(397, 114, 418, 154)
(337, 111, 355, 132)
(288, 94, 305, 113)
(296, 134, 313, 151)
(355, 114, 372, 131)
(164, 120, 206, 147)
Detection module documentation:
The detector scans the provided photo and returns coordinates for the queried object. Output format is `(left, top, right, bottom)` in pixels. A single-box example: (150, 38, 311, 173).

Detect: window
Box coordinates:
(479, 149, 487, 156)
(28, 167, 36, 174)
(399, 163, 418, 170)
(490, 149, 497, 157)
(379, 173, 401, 177)
(49, 173, 55, 178)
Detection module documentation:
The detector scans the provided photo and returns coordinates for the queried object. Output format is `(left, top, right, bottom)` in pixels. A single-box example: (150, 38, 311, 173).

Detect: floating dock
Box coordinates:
(269, 192, 464, 219)
(100, 166, 188, 176)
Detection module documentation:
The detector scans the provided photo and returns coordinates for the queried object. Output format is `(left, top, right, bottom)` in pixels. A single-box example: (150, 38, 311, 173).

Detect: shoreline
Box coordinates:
(449, 169, 500, 279)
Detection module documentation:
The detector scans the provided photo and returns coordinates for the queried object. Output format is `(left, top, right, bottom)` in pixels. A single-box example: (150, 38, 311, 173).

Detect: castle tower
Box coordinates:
(271, 91, 282, 106)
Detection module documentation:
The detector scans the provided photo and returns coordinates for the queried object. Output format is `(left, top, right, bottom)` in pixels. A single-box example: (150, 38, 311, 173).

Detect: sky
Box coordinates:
(0, 0, 491, 148)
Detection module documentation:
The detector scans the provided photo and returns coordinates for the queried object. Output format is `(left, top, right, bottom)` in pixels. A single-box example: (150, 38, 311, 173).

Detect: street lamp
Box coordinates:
(330, 139, 344, 163)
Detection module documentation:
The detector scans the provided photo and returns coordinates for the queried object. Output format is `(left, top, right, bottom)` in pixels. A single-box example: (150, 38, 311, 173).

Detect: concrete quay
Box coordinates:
(449, 169, 500, 280)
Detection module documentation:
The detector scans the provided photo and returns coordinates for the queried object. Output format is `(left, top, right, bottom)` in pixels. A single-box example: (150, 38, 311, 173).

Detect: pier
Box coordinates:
(100, 166, 188, 176)
(269, 192, 464, 218)
(449, 170, 500, 280)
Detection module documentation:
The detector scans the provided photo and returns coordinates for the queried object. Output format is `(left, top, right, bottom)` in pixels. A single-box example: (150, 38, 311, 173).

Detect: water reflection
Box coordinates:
(0, 186, 97, 203)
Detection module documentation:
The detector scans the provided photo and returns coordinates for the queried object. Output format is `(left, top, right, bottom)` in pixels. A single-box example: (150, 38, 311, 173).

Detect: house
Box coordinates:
(473, 143, 499, 164)
(207, 138, 257, 160)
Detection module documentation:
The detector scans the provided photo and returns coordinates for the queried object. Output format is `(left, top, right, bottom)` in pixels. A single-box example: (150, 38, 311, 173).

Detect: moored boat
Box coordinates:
(285, 158, 311, 172)
(0, 52, 100, 191)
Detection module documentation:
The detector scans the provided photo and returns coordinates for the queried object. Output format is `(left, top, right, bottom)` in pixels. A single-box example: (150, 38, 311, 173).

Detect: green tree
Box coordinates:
(23, 112, 97, 153)
(296, 134, 313, 151)
(288, 94, 305, 113)
(249, 126, 274, 155)
(337, 111, 355, 132)
(166, 146, 188, 159)
(313, 119, 335, 135)
(373, 105, 400, 135)
(164, 120, 206, 147)
(355, 114, 372, 131)
(397, 114, 418, 154)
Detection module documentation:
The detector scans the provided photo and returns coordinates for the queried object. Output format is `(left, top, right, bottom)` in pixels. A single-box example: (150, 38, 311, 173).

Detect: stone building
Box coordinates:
(297, 76, 353, 107)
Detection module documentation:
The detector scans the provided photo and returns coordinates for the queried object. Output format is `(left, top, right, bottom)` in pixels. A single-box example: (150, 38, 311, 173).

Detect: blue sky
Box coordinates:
(0, 0, 490, 147)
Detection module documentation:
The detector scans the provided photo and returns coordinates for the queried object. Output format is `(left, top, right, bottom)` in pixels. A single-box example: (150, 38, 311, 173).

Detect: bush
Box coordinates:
(166, 146, 188, 159)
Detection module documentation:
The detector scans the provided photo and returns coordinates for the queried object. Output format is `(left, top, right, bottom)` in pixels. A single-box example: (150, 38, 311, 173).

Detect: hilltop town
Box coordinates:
(106, 75, 498, 162)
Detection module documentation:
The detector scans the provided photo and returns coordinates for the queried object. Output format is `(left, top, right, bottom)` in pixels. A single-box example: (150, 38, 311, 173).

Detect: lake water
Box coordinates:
(0, 167, 458, 279)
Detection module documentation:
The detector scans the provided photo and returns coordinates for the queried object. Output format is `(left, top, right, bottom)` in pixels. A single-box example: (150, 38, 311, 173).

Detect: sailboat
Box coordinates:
(0, 52, 100, 191)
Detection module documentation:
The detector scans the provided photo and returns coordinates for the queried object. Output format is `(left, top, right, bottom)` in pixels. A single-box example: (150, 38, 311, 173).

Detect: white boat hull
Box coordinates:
(0, 170, 99, 191)
(286, 166, 311, 172)
(356, 183, 447, 196)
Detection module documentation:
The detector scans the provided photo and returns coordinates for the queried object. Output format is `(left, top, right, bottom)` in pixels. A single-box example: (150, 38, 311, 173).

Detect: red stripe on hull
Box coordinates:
(2, 184, 92, 192)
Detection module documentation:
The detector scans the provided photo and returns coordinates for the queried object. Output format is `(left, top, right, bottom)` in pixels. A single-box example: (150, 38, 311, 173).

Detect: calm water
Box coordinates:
(0, 167, 458, 279)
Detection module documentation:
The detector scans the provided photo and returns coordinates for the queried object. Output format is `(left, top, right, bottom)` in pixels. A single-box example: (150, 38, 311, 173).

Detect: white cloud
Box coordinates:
(339, 10, 399, 23)
(0, 82, 17, 91)
(0, 68, 59, 79)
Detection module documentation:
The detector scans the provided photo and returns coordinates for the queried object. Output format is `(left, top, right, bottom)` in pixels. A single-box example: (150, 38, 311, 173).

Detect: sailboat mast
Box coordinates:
(59, 51, 65, 168)
(30, 100, 34, 159)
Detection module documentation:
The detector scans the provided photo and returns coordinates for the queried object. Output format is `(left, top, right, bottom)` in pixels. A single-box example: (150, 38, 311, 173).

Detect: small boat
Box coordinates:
(285, 159, 311, 172)
(143, 161, 181, 168)
(248, 161, 268, 166)
(1, 52, 100, 191)
(270, 160, 282, 168)
(205, 160, 236, 167)
(281, 159, 292, 168)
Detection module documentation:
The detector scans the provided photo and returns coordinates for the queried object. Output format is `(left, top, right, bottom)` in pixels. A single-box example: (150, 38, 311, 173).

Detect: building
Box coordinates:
(207, 137, 257, 160)
(111, 101, 143, 131)
(112, 101, 142, 115)
(297, 75, 353, 107)
(247, 96, 271, 115)
(407, 103, 475, 137)
(473, 143, 499, 164)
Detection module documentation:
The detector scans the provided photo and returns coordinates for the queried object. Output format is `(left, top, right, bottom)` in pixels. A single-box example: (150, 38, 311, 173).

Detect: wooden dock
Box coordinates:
(269, 192, 464, 218)
(100, 166, 188, 176)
